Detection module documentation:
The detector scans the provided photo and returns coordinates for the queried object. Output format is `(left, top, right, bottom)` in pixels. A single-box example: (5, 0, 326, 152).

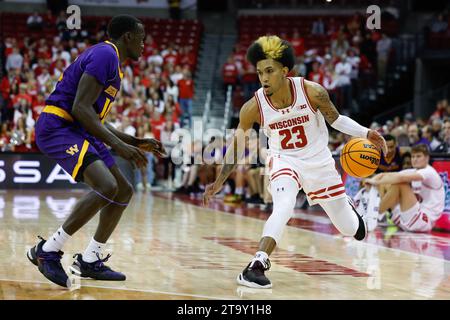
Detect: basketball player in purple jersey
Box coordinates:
(27, 15, 166, 288)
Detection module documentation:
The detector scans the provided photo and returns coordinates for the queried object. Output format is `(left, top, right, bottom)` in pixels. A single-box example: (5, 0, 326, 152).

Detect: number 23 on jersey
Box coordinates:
(279, 125, 308, 149)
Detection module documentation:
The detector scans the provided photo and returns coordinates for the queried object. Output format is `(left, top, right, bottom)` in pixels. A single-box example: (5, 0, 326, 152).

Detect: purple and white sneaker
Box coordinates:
(27, 236, 71, 288)
(69, 253, 126, 281)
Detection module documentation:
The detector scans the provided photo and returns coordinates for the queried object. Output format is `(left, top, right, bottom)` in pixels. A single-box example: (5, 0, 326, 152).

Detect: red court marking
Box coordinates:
(204, 237, 369, 277)
(154, 192, 450, 261)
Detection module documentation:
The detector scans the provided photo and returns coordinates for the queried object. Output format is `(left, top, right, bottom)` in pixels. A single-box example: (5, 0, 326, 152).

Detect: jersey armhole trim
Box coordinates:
(254, 92, 264, 127)
(301, 77, 317, 114)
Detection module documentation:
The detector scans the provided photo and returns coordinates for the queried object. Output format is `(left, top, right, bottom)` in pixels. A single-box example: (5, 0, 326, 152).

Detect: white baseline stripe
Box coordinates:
(0, 278, 228, 300)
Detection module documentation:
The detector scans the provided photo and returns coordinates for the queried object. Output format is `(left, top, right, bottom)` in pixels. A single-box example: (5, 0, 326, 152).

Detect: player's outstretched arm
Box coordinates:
(203, 98, 259, 206)
(72, 73, 148, 168)
(104, 122, 167, 157)
(365, 171, 423, 186)
(305, 80, 388, 155)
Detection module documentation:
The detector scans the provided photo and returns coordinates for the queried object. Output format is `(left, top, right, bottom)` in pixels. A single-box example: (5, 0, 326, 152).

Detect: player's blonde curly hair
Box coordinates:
(246, 35, 295, 70)
(256, 35, 287, 60)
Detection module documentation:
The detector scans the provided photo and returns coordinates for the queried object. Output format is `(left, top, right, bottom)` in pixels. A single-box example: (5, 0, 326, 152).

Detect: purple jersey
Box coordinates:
(376, 147, 403, 173)
(35, 41, 122, 181)
(46, 41, 123, 122)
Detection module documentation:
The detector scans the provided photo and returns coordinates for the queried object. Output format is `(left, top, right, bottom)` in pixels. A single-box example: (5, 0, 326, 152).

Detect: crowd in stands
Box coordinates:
(0, 11, 197, 186)
(329, 98, 450, 160)
(1, 10, 449, 218)
(225, 12, 400, 118)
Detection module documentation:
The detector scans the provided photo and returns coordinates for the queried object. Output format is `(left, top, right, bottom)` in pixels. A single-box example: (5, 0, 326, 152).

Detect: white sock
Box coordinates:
(42, 226, 71, 252)
(255, 251, 268, 261)
(82, 238, 106, 263)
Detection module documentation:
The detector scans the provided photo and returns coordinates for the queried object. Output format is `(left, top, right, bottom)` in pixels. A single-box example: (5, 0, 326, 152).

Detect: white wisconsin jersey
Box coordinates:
(403, 165, 445, 221)
(255, 77, 329, 159)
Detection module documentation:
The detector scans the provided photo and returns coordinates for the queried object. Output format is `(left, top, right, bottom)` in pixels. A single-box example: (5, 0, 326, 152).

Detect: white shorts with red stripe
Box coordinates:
(267, 148, 347, 205)
(391, 202, 433, 232)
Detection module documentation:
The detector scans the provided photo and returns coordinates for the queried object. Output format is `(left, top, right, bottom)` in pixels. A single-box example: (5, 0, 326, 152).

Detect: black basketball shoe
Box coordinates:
(237, 257, 272, 289)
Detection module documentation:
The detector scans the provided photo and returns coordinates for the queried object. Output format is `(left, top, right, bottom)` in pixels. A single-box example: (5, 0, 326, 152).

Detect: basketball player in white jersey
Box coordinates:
(364, 144, 445, 232)
(203, 36, 387, 288)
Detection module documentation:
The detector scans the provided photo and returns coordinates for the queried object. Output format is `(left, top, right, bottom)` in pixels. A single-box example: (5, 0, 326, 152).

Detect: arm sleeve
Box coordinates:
(330, 115, 369, 138)
(83, 47, 117, 87)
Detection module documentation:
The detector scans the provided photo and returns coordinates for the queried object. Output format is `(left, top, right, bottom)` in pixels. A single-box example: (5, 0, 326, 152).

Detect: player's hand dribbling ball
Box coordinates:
(340, 138, 381, 178)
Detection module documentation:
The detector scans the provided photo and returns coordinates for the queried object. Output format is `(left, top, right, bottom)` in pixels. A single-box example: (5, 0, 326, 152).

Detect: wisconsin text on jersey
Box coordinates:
(268, 114, 310, 130)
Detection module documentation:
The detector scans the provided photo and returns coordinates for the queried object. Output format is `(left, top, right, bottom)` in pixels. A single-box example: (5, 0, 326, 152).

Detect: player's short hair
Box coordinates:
(383, 134, 396, 143)
(107, 15, 142, 40)
(411, 144, 430, 156)
(246, 35, 295, 71)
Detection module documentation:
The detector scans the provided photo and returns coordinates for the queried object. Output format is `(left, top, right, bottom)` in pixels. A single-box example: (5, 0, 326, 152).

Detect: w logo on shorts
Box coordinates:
(66, 144, 79, 156)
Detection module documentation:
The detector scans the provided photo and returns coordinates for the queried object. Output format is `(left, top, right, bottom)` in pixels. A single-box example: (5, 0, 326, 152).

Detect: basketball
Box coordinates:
(340, 138, 381, 178)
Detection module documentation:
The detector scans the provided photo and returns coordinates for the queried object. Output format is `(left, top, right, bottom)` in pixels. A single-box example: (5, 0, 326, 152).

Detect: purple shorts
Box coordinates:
(35, 110, 115, 181)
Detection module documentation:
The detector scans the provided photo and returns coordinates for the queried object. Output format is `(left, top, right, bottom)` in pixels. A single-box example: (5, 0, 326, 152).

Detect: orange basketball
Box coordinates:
(340, 138, 381, 178)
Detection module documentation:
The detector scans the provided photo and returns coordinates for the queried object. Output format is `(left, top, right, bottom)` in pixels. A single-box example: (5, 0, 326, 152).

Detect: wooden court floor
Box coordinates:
(1, 189, 450, 300)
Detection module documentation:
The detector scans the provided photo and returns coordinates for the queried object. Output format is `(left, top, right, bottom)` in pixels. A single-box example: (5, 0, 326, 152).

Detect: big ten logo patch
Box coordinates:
(439, 172, 450, 213)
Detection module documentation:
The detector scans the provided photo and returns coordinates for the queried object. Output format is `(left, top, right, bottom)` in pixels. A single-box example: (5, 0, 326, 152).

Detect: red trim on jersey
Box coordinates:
(408, 212, 422, 228)
(290, 168, 300, 180)
(310, 189, 346, 201)
(270, 168, 294, 177)
(301, 77, 317, 114)
(288, 77, 297, 108)
(329, 189, 346, 197)
(327, 183, 345, 192)
(270, 172, 301, 189)
(271, 171, 296, 181)
(307, 183, 344, 196)
(254, 92, 264, 127)
(263, 77, 296, 112)
(308, 187, 327, 197)
(393, 215, 401, 225)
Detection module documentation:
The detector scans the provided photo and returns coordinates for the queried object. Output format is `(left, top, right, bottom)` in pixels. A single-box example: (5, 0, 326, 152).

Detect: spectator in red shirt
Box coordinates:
(232, 44, 246, 72)
(179, 45, 197, 72)
(241, 60, 259, 100)
(32, 94, 46, 120)
(223, 55, 239, 93)
(12, 83, 33, 108)
(308, 61, 324, 85)
(0, 75, 11, 122)
(150, 111, 164, 141)
(178, 70, 194, 128)
(143, 35, 158, 58)
(162, 43, 180, 66)
(290, 29, 305, 57)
